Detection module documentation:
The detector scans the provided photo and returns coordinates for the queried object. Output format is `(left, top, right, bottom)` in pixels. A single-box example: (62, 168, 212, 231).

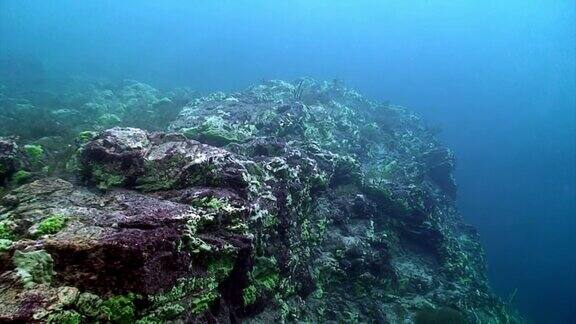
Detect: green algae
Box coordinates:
(137, 256, 235, 322)
(243, 256, 280, 306)
(191, 196, 230, 211)
(0, 220, 14, 240)
(242, 284, 258, 306)
(42, 292, 137, 323)
(91, 164, 125, 190)
(12, 250, 54, 288)
(75, 292, 103, 318)
(35, 214, 68, 236)
(182, 213, 214, 254)
(0, 238, 12, 252)
(97, 113, 122, 128)
(10, 170, 32, 185)
(136, 158, 183, 192)
(77, 130, 97, 143)
(207, 255, 235, 281)
(183, 116, 255, 146)
(100, 294, 136, 324)
(24, 144, 44, 162)
(46, 310, 82, 324)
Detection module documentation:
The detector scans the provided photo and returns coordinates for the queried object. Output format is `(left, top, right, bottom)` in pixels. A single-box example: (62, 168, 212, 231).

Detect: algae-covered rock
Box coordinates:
(0, 79, 519, 323)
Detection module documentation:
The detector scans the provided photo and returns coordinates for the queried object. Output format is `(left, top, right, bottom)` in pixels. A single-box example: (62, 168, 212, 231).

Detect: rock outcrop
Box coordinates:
(0, 79, 517, 323)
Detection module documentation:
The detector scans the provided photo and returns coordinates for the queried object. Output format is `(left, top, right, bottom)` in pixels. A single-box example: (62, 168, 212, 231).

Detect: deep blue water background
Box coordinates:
(1, 1, 575, 322)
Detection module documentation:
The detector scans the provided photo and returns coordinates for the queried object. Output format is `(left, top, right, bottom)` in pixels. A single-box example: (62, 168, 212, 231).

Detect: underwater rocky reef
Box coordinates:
(0, 78, 518, 323)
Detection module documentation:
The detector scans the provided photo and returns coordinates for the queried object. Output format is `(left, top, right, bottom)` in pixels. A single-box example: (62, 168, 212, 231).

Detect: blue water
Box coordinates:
(1, 1, 574, 322)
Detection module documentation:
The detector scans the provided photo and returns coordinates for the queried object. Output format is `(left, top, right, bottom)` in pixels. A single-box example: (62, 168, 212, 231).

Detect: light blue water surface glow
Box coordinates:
(1, 1, 574, 322)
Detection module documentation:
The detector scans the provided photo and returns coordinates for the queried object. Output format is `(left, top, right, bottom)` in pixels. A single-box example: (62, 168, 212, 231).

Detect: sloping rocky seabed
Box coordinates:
(0, 79, 518, 323)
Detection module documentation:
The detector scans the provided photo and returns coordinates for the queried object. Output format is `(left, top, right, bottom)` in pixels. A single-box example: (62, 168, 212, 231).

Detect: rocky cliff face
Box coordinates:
(0, 79, 516, 323)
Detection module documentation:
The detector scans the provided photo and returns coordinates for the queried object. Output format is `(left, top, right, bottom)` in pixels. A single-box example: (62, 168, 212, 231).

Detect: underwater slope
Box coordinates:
(0, 79, 516, 323)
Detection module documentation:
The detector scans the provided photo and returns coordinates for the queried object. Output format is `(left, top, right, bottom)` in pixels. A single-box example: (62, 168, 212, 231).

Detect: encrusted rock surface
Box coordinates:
(0, 79, 518, 323)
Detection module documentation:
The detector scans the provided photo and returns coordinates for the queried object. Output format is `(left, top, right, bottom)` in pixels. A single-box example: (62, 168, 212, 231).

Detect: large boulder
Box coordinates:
(0, 177, 251, 323)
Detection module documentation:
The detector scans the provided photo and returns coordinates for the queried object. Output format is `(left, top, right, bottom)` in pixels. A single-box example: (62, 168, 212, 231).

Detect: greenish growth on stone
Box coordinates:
(64, 292, 136, 323)
(243, 256, 280, 306)
(97, 113, 122, 128)
(46, 310, 82, 324)
(0, 238, 13, 251)
(360, 122, 380, 138)
(139, 280, 194, 322)
(207, 255, 235, 280)
(184, 237, 212, 254)
(364, 160, 400, 188)
(182, 215, 213, 254)
(302, 121, 334, 145)
(183, 116, 255, 146)
(242, 284, 258, 306)
(0, 221, 14, 240)
(188, 162, 221, 187)
(439, 236, 475, 283)
(141, 275, 220, 320)
(136, 174, 178, 192)
(181, 205, 244, 254)
(91, 164, 125, 190)
(192, 196, 230, 211)
(10, 170, 32, 185)
(227, 217, 249, 234)
(310, 172, 329, 190)
(300, 217, 329, 245)
(77, 131, 97, 143)
(100, 294, 136, 324)
(300, 219, 313, 243)
(190, 286, 219, 315)
(137, 256, 235, 322)
(35, 214, 68, 236)
(362, 184, 411, 216)
(139, 179, 177, 193)
(311, 257, 347, 301)
(54, 286, 80, 307)
(49, 292, 136, 323)
(333, 155, 362, 184)
(136, 158, 185, 192)
(12, 249, 54, 288)
(75, 292, 104, 318)
(24, 144, 44, 165)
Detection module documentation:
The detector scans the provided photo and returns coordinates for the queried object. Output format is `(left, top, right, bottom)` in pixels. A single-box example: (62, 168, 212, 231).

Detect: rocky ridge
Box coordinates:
(0, 79, 517, 323)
